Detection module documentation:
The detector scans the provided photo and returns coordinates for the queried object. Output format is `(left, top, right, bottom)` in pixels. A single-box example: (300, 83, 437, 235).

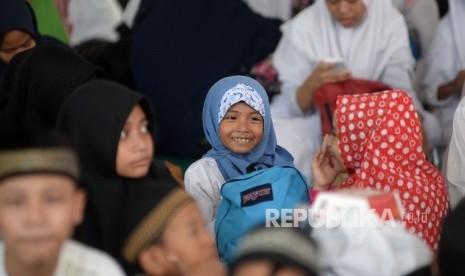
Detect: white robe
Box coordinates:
(270, 0, 439, 185)
(0, 240, 125, 276)
(421, 0, 465, 147)
(447, 85, 465, 209)
(392, 0, 439, 57)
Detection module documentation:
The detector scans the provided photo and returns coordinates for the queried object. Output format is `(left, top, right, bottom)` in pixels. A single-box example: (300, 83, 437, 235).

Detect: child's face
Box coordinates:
(326, 113, 346, 172)
(233, 260, 308, 276)
(0, 30, 36, 63)
(158, 201, 218, 274)
(116, 104, 154, 178)
(219, 102, 264, 155)
(0, 174, 85, 268)
(326, 0, 366, 28)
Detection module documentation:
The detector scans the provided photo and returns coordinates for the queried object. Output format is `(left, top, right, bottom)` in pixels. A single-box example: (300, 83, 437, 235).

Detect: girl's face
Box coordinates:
(328, 113, 345, 171)
(116, 105, 154, 178)
(219, 102, 264, 155)
(0, 30, 36, 64)
(326, 0, 367, 28)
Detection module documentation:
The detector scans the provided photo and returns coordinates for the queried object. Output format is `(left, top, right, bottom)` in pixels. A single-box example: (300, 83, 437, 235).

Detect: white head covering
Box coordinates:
(312, 222, 432, 276)
(309, 190, 432, 276)
(68, 0, 122, 46)
(122, 0, 141, 28)
(280, 0, 412, 80)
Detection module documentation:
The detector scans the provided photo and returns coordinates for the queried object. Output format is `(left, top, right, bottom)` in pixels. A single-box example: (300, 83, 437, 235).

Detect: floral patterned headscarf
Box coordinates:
(335, 90, 448, 251)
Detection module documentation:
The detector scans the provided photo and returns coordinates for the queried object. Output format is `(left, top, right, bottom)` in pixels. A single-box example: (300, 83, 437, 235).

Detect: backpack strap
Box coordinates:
(245, 163, 272, 174)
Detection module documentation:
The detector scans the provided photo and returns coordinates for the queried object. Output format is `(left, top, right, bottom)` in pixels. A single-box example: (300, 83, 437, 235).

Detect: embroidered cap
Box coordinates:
(122, 186, 194, 263)
(231, 226, 319, 276)
(0, 148, 80, 182)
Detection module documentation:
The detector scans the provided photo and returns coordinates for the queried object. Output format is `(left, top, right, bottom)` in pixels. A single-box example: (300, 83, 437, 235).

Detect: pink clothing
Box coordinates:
(55, 0, 72, 35)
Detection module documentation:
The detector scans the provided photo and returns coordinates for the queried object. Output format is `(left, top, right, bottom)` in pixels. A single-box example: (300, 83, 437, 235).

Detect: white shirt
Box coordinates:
(0, 240, 125, 276)
(447, 88, 465, 209)
(184, 157, 225, 233)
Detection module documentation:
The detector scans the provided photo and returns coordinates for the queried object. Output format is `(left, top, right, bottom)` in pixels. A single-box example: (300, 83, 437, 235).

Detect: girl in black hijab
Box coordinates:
(0, 45, 101, 132)
(56, 80, 180, 259)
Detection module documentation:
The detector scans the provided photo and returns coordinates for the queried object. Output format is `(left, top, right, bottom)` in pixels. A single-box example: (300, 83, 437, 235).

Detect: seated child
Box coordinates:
(311, 90, 449, 251)
(119, 185, 225, 276)
(230, 226, 319, 276)
(184, 75, 296, 232)
(56, 80, 182, 258)
(0, 130, 125, 276)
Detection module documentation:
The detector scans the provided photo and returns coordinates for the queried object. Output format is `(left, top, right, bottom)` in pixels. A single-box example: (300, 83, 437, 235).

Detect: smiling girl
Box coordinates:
(184, 75, 295, 232)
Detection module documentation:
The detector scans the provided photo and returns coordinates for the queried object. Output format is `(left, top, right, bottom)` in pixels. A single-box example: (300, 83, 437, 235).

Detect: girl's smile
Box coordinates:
(219, 102, 264, 155)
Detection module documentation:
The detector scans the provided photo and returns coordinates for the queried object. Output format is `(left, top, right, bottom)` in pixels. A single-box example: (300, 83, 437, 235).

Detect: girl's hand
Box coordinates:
(306, 61, 352, 90)
(312, 135, 341, 190)
(437, 69, 465, 100)
(297, 62, 351, 112)
(452, 69, 465, 92)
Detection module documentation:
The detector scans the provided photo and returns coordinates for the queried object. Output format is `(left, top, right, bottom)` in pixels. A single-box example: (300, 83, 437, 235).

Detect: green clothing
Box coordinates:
(30, 0, 69, 44)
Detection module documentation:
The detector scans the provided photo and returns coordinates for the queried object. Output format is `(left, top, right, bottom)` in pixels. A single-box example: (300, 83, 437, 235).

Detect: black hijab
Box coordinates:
(131, 0, 282, 156)
(0, 0, 40, 87)
(56, 80, 178, 258)
(0, 45, 100, 132)
(0, 0, 39, 45)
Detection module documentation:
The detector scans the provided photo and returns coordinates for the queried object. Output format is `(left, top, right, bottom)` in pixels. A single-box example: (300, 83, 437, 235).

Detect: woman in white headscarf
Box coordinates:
(270, 0, 439, 185)
(421, 0, 465, 154)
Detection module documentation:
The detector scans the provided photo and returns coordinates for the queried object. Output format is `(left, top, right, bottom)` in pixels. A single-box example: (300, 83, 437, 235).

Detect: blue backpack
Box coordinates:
(214, 165, 310, 265)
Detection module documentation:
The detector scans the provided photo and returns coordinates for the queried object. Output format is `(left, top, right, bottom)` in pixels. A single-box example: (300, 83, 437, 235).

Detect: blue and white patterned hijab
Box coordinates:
(203, 75, 294, 181)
